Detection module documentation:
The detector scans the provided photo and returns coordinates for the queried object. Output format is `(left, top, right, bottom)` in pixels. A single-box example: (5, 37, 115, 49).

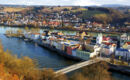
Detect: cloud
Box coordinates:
(0, 0, 130, 6)
(74, 0, 101, 6)
(20, 0, 35, 5)
(1, 0, 35, 5)
(116, 0, 124, 2)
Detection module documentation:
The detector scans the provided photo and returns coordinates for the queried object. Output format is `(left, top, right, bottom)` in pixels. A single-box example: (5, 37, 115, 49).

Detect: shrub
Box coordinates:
(0, 42, 67, 80)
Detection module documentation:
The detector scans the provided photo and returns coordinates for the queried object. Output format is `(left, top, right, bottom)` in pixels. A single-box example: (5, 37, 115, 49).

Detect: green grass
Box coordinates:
(78, 10, 107, 19)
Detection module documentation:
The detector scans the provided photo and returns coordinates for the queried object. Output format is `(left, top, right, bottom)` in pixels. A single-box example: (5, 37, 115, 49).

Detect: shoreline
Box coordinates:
(0, 24, 125, 35)
(4, 35, 130, 75)
(35, 40, 83, 61)
(108, 63, 130, 76)
(2, 26, 130, 76)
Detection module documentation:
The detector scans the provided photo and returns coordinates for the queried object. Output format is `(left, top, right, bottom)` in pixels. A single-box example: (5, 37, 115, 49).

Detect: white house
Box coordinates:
(30, 33, 40, 40)
(90, 45, 101, 58)
(40, 33, 46, 40)
(24, 32, 31, 39)
(115, 48, 130, 59)
(96, 33, 103, 44)
(121, 33, 128, 41)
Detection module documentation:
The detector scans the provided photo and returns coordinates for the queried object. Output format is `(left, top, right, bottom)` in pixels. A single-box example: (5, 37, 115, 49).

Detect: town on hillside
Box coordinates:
(0, 6, 130, 32)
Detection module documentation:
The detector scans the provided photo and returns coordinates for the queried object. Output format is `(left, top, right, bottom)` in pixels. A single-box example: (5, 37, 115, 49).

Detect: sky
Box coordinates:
(0, 0, 130, 6)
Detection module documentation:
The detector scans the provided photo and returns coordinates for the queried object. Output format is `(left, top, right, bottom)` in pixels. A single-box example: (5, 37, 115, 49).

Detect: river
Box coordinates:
(0, 26, 130, 80)
(0, 26, 76, 69)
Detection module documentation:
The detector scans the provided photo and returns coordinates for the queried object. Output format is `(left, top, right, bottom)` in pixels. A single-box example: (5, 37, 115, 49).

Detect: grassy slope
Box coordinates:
(41, 7, 87, 13)
(3, 7, 26, 12)
(78, 10, 107, 19)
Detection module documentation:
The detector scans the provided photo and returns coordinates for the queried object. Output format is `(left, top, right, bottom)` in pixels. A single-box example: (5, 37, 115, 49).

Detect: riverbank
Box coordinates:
(0, 24, 124, 35)
(66, 61, 130, 80)
(4, 34, 83, 61)
(109, 63, 130, 76)
(1, 32, 130, 80)
(0, 33, 76, 69)
(5, 35, 130, 76)
(37, 41, 82, 61)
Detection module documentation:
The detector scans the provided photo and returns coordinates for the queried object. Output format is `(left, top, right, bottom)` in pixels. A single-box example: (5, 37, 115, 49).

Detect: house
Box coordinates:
(92, 22, 103, 28)
(128, 34, 130, 41)
(58, 32, 64, 36)
(102, 36, 112, 43)
(123, 42, 130, 49)
(121, 33, 128, 41)
(24, 32, 31, 39)
(80, 32, 87, 39)
(30, 33, 40, 40)
(96, 33, 103, 44)
(90, 45, 101, 58)
(40, 33, 46, 40)
(127, 26, 130, 29)
(115, 48, 130, 59)
(48, 21, 60, 27)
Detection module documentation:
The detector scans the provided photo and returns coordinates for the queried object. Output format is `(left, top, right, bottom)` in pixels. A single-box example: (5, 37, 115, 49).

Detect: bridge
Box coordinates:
(55, 57, 108, 74)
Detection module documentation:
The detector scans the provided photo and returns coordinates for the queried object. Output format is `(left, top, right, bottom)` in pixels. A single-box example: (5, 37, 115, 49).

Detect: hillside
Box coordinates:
(0, 5, 129, 26)
(3, 7, 26, 12)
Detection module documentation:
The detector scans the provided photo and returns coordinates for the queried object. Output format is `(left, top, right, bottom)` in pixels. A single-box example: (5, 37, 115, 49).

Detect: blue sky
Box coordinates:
(0, 0, 130, 6)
